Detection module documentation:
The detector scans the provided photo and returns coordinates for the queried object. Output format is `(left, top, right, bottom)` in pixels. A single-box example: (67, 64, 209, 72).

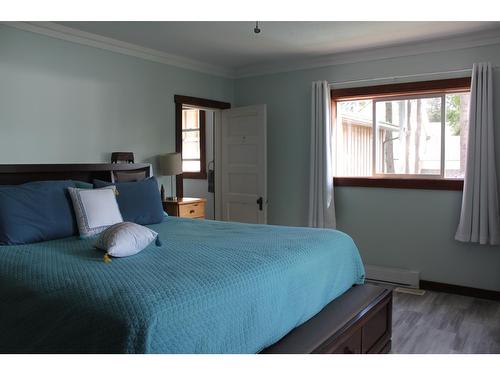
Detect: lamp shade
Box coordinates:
(159, 153, 182, 176)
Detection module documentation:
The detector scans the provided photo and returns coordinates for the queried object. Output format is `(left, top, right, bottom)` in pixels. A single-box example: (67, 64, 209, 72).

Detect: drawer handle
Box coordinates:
(343, 346, 354, 354)
(189, 209, 195, 214)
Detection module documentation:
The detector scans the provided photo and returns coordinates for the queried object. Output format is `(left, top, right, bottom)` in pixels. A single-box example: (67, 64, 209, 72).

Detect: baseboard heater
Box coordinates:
(364, 264, 420, 289)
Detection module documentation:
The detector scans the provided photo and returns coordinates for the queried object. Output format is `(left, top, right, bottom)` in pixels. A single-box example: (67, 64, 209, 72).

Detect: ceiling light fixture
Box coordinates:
(254, 21, 261, 34)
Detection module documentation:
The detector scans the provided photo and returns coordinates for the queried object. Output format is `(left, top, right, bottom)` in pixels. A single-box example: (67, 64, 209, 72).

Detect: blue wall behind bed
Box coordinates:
(0, 24, 233, 195)
(234, 41, 500, 292)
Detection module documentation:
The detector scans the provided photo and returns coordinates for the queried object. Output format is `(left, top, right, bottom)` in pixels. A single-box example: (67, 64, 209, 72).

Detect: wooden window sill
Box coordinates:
(334, 177, 463, 191)
(182, 171, 207, 180)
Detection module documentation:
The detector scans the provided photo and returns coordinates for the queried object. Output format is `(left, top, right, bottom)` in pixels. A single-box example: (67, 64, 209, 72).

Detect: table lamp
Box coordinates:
(159, 152, 182, 201)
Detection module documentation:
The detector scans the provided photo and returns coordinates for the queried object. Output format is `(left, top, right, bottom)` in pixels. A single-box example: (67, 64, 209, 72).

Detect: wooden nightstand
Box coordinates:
(162, 197, 206, 219)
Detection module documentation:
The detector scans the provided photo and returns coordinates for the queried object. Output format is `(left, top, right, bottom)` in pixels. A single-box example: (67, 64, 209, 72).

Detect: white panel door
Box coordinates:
(221, 105, 267, 224)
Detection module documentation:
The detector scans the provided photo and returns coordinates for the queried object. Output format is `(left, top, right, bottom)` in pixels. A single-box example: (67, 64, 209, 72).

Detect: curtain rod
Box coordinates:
(328, 66, 500, 88)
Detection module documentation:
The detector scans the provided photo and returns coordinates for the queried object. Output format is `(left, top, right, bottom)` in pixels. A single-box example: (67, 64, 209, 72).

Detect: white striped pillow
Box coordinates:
(68, 186, 123, 238)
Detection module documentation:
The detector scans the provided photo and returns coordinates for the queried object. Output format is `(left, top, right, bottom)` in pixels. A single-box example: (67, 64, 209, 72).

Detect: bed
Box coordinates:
(0, 163, 392, 354)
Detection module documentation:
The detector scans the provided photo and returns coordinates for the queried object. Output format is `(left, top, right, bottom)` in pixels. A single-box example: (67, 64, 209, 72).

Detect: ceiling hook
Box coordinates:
(254, 22, 261, 34)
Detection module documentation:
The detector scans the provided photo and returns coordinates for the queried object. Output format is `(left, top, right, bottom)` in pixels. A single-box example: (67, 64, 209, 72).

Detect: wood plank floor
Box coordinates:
(392, 289, 500, 353)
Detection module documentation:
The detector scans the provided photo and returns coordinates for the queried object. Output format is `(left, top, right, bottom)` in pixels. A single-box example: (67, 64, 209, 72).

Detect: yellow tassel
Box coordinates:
(113, 188, 120, 196)
(103, 253, 112, 264)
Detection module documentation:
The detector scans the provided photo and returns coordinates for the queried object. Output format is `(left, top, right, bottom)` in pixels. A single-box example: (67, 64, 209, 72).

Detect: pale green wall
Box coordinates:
(234, 44, 500, 291)
(0, 24, 233, 193)
(2, 23, 500, 291)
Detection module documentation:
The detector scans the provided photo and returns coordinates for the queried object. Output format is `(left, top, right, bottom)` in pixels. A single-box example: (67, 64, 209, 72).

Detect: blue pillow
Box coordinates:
(71, 180, 93, 189)
(93, 177, 164, 225)
(0, 180, 77, 245)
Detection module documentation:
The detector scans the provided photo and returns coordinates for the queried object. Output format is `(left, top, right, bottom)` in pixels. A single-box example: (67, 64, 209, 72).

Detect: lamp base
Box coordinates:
(160, 184, 166, 202)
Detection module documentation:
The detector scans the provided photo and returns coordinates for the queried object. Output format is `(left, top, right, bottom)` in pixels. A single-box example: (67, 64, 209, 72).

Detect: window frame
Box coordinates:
(331, 77, 471, 190)
(174, 95, 231, 199)
(181, 108, 207, 180)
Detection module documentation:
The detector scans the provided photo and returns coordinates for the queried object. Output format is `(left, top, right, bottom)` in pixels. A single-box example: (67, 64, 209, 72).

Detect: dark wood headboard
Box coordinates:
(0, 163, 152, 185)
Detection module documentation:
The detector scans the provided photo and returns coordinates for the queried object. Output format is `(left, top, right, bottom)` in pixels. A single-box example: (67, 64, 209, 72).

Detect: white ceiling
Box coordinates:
(55, 21, 500, 75)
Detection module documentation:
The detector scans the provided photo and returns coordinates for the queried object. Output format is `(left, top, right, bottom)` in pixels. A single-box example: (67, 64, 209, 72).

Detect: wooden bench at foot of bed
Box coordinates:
(261, 284, 392, 354)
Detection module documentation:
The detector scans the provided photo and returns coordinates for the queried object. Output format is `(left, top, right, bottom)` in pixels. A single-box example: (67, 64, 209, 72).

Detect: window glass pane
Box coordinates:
(181, 108, 203, 173)
(375, 97, 442, 175)
(182, 130, 200, 160)
(182, 109, 199, 130)
(183, 160, 201, 172)
(445, 93, 470, 178)
(334, 100, 373, 176)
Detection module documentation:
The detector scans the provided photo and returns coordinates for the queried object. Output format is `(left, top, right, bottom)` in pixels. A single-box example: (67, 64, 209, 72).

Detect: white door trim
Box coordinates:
(214, 110, 223, 221)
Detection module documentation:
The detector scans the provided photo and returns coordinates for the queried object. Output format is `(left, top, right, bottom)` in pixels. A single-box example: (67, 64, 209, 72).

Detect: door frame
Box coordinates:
(174, 95, 230, 199)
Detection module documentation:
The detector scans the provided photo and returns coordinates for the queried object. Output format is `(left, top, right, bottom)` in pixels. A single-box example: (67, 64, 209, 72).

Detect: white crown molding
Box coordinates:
(2, 21, 236, 78)
(235, 28, 500, 78)
(4, 22, 500, 80)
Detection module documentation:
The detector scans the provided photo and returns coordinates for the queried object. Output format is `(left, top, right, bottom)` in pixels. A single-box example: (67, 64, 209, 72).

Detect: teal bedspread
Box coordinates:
(0, 217, 364, 353)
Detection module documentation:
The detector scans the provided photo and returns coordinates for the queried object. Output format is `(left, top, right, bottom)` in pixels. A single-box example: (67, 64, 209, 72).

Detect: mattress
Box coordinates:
(0, 217, 364, 353)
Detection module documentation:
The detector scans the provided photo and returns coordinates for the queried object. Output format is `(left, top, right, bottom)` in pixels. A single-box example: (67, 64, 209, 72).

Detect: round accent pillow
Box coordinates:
(95, 222, 161, 259)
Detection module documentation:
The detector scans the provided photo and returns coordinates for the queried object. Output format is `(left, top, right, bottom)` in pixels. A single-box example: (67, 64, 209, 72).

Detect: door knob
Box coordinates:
(256, 197, 263, 211)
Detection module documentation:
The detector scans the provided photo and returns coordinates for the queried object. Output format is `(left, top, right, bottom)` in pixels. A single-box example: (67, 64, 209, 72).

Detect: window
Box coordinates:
(181, 108, 206, 179)
(174, 95, 230, 199)
(332, 78, 470, 189)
